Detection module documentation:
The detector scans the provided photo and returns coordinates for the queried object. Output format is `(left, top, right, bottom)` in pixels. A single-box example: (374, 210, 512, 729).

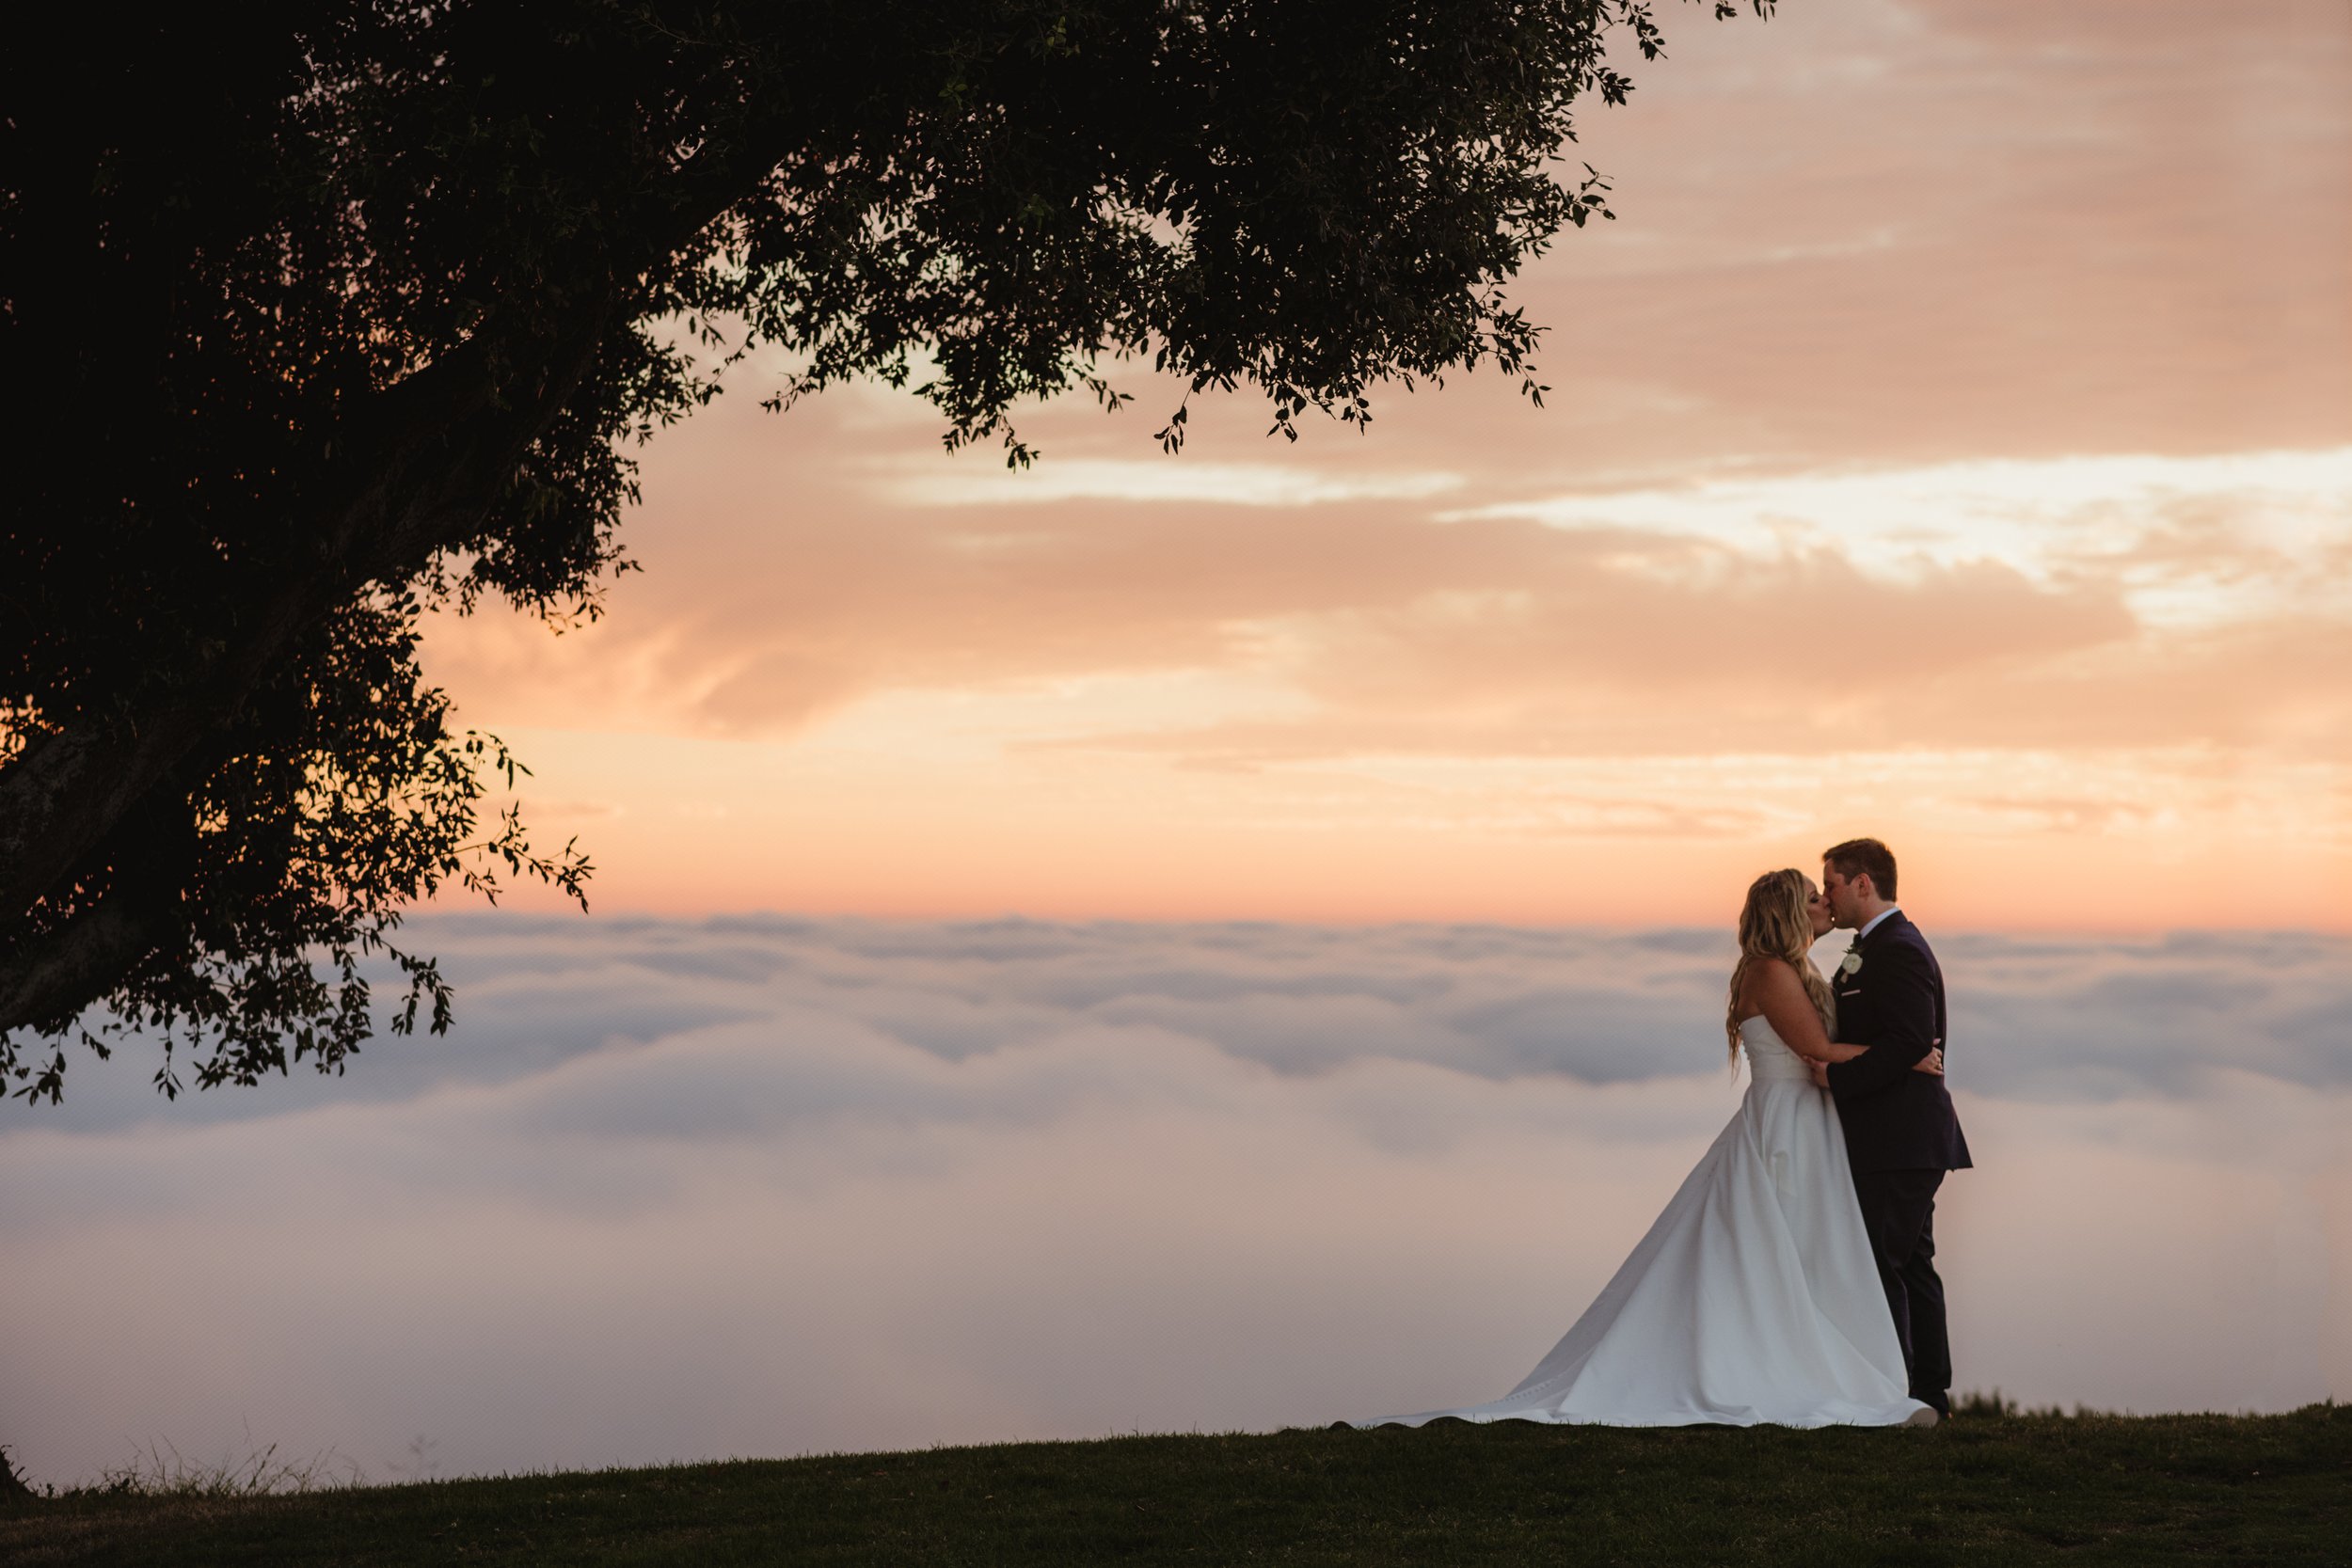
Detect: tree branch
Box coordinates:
(0, 302, 618, 930)
(0, 891, 175, 1037)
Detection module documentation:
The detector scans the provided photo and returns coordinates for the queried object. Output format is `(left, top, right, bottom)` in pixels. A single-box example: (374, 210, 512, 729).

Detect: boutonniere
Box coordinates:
(1838, 949, 1865, 977)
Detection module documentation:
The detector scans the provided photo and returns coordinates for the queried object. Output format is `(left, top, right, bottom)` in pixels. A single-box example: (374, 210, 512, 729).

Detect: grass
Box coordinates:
(2, 1402, 2344, 1566)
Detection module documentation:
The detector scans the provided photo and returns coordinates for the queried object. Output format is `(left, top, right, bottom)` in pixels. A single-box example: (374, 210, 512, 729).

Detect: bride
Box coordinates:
(1361, 869, 1943, 1430)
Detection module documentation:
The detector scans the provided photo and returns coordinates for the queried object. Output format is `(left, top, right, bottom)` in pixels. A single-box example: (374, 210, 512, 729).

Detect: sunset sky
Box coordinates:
(422, 0, 2352, 932)
(3, 0, 2346, 1488)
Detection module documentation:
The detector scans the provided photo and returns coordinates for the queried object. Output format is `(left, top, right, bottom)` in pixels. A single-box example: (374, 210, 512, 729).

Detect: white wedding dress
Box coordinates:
(1361, 1016, 1928, 1429)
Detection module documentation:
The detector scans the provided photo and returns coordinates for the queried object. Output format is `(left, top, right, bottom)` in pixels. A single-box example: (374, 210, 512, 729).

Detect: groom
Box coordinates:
(1814, 837, 1972, 1420)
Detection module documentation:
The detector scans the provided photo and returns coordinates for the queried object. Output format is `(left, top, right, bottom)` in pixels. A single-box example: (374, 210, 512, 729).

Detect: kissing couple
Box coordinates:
(1364, 837, 1972, 1430)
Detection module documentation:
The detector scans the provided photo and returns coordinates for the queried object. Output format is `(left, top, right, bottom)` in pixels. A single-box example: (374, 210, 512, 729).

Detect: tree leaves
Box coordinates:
(0, 0, 1761, 1101)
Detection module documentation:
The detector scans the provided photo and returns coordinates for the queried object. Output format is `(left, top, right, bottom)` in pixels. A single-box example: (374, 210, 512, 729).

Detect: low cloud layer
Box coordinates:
(2, 916, 2344, 1484)
(25, 917, 2352, 1135)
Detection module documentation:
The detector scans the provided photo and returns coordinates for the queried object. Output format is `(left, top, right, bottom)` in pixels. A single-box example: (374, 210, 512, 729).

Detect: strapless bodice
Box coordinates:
(1738, 1015, 1818, 1084)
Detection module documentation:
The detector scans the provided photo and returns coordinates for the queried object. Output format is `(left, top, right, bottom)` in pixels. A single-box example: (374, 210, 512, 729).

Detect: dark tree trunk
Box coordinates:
(0, 303, 616, 1028)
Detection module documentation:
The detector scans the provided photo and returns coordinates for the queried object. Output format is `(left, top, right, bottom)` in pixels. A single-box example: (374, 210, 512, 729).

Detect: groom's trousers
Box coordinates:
(1852, 1168, 1950, 1415)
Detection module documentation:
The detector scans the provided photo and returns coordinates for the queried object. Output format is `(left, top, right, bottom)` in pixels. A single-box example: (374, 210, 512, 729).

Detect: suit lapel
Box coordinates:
(1832, 924, 1871, 1033)
(1840, 911, 1914, 1040)
(1835, 912, 1901, 1018)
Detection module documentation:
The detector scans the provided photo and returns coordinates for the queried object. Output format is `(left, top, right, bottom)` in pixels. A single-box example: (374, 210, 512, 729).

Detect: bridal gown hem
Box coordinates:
(1361, 1016, 1927, 1431)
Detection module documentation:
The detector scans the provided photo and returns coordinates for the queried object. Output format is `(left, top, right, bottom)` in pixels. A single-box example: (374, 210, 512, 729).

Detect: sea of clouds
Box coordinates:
(1, 915, 2344, 1483)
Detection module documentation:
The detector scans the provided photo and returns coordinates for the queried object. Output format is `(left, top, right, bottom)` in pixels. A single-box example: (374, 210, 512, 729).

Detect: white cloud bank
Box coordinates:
(0, 916, 2344, 1484)
(1448, 448, 2352, 632)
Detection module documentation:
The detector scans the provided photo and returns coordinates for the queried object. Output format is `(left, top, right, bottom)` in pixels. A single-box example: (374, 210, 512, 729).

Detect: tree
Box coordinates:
(0, 0, 1766, 1103)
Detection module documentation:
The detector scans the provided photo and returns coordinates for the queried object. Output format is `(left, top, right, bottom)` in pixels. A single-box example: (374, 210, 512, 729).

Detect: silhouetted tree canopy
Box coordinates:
(0, 0, 1766, 1102)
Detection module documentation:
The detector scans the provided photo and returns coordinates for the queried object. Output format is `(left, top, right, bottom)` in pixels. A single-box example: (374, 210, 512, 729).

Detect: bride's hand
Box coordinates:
(1912, 1046, 1945, 1076)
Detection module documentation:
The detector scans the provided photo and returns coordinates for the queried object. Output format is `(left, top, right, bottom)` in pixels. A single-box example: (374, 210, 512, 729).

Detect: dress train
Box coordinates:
(1361, 1016, 1927, 1429)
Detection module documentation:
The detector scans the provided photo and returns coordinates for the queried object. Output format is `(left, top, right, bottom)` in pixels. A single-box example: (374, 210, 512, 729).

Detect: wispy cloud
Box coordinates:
(1445, 449, 2352, 630)
(878, 458, 1467, 510)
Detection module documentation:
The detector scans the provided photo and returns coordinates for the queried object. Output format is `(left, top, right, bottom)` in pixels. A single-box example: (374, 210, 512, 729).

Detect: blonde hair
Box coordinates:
(1725, 868, 1836, 1062)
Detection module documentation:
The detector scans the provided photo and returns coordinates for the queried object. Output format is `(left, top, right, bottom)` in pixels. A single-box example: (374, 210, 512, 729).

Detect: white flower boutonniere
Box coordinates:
(1838, 950, 1865, 977)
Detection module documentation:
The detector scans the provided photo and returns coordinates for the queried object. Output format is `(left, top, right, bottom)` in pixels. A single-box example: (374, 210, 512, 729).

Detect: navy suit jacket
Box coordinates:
(1822, 911, 1973, 1174)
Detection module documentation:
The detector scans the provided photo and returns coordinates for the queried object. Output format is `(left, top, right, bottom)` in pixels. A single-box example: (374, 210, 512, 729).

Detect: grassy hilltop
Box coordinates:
(4, 1404, 2344, 1566)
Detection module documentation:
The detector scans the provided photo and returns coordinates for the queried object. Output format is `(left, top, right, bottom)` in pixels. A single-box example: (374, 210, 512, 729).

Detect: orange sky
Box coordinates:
(422, 0, 2352, 932)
